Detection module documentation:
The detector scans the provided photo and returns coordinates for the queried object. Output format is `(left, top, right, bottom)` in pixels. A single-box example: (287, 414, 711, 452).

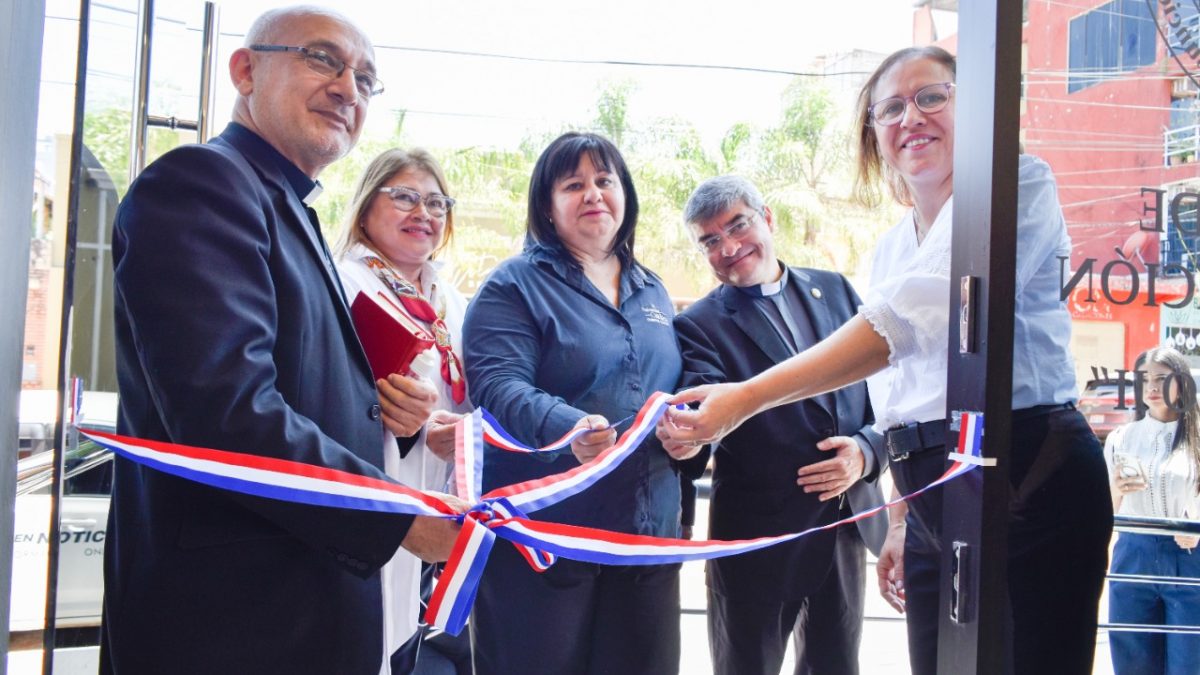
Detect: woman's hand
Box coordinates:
(665, 383, 758, 446)
(377, 374, 438, 438)
(1112, 461, 1147, 496)
(425, 410, 464, 461)
(877, 521, 907, 613)
(1175, 535, 1199, 551)
(570, 415, 617, 464)
(656, 416, 705, 460)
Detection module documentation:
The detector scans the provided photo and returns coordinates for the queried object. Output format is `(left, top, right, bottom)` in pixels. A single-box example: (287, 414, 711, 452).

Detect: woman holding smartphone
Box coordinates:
(1105, 346, 1200, 675)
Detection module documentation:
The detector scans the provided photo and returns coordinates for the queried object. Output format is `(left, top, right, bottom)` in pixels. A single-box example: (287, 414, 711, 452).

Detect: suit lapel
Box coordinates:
(785, 268, 837, 418)
(721, 285, 794, 366)
(222, 132, 373, 383)
(276, 193, 376, 380)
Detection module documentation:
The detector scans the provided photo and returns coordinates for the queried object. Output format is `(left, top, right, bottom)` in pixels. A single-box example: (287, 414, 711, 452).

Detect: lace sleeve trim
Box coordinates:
(859, 302, 915, 366)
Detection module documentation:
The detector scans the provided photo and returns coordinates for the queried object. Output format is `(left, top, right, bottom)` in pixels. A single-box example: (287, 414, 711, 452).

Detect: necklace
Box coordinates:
(913, 210, 927, 245)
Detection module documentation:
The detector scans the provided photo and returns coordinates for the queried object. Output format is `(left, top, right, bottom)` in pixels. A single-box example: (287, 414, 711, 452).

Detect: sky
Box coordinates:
(35, 0, 918, 175)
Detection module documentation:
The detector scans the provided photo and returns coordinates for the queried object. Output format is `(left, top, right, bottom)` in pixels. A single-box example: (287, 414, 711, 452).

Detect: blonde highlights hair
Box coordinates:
(335, 148, 455, 260)
(852, 46, 957, 209)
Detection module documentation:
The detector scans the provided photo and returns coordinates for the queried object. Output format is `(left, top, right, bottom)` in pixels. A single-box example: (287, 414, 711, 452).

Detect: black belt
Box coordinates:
(1012, 401, 1075, 421)
(885, 420, 946, 462)
(886, 402, 1076, 462)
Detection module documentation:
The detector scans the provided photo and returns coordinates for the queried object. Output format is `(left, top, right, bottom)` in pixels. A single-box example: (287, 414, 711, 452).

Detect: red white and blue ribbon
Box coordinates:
(477, 391, 674, 513)
(70, 377, 84, 426)
(948, 410, 994, 466)
(79, 397, 986, 638)
(78, 429, 458, 517)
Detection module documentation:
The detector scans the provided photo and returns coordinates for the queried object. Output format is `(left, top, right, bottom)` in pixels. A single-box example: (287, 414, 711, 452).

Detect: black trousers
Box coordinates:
(470, 540, 681, 675)
(707, 523, 866, 675)
(891, 408, 1112, 675)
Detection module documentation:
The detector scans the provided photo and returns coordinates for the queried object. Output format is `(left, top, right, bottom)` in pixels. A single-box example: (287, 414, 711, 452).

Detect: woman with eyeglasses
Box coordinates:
(335, 148, 472, 674)
(462, 131, 683, 674)
(659, 46, 1112, 675)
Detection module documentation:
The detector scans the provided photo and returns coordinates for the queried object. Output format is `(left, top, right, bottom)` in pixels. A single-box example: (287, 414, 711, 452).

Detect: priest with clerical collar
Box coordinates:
(662, 175, 887, 675)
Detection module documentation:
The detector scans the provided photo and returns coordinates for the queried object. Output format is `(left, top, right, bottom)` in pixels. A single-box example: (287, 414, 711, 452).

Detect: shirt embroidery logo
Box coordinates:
(643, 305, 670, 327)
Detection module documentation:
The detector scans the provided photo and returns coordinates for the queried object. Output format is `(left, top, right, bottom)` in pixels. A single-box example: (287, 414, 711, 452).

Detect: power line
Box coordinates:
(369, 43, 872, 79)
(62, 2, 873, 80)
(1025, 96, 1180, 113)
(1026, 127, 1167, 140)
(1061, 190, 1148, 209)
(1057, 184, 1176, 189)
(1049, 165, 1181, 177)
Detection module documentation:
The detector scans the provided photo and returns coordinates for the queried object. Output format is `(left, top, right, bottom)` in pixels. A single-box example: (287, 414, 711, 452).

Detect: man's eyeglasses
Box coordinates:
(378, 186, 456, 218)
(698, 211, 759, 253)
(868, 82, 955, 127)
(249, 44, 384, 99)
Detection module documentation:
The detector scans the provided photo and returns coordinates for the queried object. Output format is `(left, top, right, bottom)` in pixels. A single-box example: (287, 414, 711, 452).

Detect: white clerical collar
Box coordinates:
(734, 265, 788, 298)
(303, 182, 324, 206)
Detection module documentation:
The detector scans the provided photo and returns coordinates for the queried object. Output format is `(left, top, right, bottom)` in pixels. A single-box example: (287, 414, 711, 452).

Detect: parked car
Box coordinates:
(10, 390, 117, 633)
(1078, 376, 1137, 443)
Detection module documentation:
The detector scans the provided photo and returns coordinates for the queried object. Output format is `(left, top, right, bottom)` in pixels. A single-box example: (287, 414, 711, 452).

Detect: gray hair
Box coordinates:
(244, 5, 359, 46)
(683, 175, 766, 226)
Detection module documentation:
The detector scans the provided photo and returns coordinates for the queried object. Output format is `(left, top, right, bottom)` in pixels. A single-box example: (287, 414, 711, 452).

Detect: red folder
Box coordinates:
(350, 290, 436, 381)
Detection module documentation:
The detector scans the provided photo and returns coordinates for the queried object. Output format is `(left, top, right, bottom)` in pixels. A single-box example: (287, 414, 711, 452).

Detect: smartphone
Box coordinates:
(1115, 454, 1145, 481)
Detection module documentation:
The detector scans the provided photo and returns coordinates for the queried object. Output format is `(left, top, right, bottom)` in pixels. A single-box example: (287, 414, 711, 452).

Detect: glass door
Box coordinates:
(13, 1, 219, 671)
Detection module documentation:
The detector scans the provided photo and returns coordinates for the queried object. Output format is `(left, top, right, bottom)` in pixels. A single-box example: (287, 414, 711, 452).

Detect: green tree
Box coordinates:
(593, 79, 636, 148)
(82, 108, 187, 199)
(747, 77, 897, 276)
(719, 122, 753, 172)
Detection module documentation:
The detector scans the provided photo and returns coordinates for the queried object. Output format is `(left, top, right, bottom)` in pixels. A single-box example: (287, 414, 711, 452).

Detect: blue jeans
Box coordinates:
(1109, 532, 1200, 675)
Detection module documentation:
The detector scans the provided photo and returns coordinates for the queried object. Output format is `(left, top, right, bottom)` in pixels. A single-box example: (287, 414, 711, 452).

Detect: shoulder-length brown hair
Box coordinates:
(852, 46, 957, 209)
(334, 148, 455, 259)
(525, 131, 640, 267)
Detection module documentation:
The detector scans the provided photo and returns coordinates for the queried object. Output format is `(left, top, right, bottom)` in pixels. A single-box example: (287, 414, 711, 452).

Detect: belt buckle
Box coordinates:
(886, 430, 910, 462)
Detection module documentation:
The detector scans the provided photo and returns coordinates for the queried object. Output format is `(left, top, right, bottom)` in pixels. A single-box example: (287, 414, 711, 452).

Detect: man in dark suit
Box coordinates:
(661, 176, 888, 675)
(104, 7, 461, 674)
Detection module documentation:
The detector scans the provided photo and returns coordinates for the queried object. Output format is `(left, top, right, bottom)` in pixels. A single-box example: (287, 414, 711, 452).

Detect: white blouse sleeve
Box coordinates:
(1103, 424, 1124, 475)
(859, 155, 1068, 365)
(860, 208, 952, 364)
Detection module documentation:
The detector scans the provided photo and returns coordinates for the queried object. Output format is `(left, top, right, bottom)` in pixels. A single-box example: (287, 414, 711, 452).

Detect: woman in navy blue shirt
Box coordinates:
(463, 132, 683, 674)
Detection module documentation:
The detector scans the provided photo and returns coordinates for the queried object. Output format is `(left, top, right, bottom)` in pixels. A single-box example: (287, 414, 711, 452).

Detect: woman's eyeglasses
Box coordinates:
(378, 186, 456, 218)
(868, 82, 955, 127)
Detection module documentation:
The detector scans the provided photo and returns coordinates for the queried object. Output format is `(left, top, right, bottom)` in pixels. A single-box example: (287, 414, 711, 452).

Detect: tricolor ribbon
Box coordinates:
(79, 429, 458, 517)
(947, 410, 994, 466)
(79, 398, 987, 638)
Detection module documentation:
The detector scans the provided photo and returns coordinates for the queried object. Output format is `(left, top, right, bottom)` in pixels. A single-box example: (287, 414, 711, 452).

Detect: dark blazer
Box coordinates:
(104, 124, 412, 674)
(676, 266, 886, 603)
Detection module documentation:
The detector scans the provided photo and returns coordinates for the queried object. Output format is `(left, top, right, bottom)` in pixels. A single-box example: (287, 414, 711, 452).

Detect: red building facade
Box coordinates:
(920, 0, 1200, 375)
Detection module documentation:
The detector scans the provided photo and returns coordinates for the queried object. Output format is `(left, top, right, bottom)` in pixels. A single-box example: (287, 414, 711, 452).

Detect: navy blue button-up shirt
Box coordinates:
(463, 244, 683, 536)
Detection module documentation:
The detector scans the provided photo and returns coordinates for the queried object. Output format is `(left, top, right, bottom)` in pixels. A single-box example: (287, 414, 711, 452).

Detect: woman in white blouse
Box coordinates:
(659, 46, 1112, 675)
(335, 148, 473, 673)
(1106, 346, 1200, 675)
